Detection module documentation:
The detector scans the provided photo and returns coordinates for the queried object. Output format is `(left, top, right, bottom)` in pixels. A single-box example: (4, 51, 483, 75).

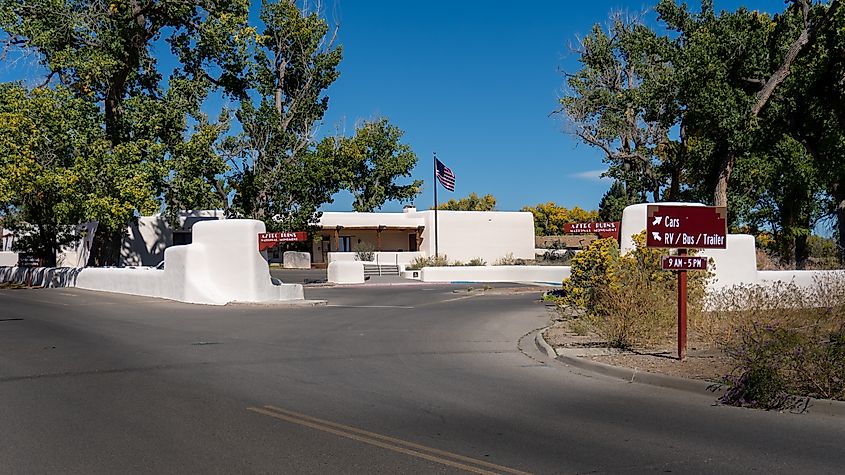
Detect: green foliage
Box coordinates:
(653, 0, 842, 265)
(0, 0, 249, 264)
(221, 0, 344, 232)
(563, 1, 845, 267)
(560, 232, 709, 348)
(521, 202, 600, 236)
(0, 84, 158, 264)
(354, 242, 375, 262)
(599, 181, 634, 222)
(467, 257, 487, 266)
(557, 13, 679, 202)
(339, 118, 421, 212)
(436, 192, 496, 211)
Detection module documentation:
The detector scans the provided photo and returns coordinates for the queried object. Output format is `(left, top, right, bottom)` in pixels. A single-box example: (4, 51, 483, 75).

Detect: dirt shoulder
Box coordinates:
(542, 308, 733, 383)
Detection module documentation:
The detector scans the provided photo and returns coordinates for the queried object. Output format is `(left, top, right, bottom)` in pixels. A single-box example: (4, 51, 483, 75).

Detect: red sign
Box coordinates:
(646, 205, 727, 249)
(563, 221, 620, 239)
(258, 232, 308, 251)
(662, 255, 708, 271)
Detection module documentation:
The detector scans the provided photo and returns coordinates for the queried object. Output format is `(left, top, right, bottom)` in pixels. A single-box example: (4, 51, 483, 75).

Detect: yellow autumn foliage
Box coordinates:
(560, 231, 710, 348)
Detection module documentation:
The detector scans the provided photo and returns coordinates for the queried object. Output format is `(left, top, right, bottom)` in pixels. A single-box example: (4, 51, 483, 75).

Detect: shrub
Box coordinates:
(559, 232, 709, 349)
(494, 253, 529, 266)
(710, 276, 845, 407)
(406, 255, 450, 270)
(467, 257, 487, 266)
(354, 242, 375, 262)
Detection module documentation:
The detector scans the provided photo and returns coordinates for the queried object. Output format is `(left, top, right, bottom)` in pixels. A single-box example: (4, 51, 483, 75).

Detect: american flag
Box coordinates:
(435, 158, 455, 192)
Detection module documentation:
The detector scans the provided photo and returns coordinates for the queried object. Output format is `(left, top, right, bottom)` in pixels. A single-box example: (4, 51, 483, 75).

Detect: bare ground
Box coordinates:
(542, 307, 734, 383)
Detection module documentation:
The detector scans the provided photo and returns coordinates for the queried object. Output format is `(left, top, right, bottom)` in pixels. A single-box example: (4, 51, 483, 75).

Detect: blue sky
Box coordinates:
(0, 0, 788, 213)
(319, 0, 786, 212)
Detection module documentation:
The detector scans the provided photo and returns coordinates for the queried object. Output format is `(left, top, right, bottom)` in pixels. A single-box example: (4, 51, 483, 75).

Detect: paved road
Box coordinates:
(1, 285, 843, 474)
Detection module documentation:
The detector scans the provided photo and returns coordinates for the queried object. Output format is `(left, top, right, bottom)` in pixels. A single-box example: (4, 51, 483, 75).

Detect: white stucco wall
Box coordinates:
(121, 210, 226, 267)
(327, 261, 365, 284)
(0, 252, 17, 267)
(420, 265, 570, 284)
(417, 210, 535, 263)
(327, 251, 422, 265)
(77, 219, 303, 305)
(317, 208, 535, 265)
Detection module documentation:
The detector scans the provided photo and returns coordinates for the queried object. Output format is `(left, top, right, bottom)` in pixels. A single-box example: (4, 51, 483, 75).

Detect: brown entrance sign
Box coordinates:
(646, 204, 726, 362)
(258, 232, 308, 251)
(646, 205, 727, 249)
(563, 221, 620, 239)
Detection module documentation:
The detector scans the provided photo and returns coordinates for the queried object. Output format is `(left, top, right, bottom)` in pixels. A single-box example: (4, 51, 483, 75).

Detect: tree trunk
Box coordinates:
(87, 228, 125, 267)
(837, 191, 845, 265)
(713, 154, 733, 207)
(668, 166, 680, 202)
(795, 232, 809, 270)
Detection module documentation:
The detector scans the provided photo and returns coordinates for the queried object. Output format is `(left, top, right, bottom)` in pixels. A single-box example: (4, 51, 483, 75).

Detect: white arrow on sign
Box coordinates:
(652, 216, 663, 226)
(652, 232, 662, 241)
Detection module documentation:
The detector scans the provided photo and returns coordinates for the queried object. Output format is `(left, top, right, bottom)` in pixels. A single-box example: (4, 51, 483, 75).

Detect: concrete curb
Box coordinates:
(227, 299, 327, 307)
(536, 327, 845, 417)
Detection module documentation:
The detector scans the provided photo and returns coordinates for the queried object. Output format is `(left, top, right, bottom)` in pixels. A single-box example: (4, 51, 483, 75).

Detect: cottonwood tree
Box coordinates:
(657, 0, 842, 208)
(221, 0, 344, 232)
(340, 118, 421, 212)
(558, 13, 680, 203)
(0, 0, 252, 264)
(0, 85, 160, 265)
(436, 193, 497, 211)
(657, 0, 842, 266)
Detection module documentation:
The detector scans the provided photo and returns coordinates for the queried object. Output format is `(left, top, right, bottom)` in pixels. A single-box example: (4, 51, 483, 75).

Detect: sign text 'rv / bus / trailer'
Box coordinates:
(645, 205, 727, 249)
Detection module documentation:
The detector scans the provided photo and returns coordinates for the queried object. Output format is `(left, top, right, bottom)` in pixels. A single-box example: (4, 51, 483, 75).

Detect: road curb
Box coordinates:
(536, 327, 845, 417)
(227, 299, 328, 307)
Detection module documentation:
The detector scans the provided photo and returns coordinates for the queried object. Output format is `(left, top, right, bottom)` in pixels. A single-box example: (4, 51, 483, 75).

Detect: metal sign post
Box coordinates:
(646, 205, 727, 360)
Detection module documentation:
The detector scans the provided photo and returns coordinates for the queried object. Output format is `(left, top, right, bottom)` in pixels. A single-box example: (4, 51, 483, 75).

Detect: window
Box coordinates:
(339, 236, 351, 252)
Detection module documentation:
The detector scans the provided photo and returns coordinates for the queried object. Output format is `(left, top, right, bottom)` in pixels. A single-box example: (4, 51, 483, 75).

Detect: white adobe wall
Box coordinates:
(121, 210, 226, 267)
(122, 215, 172, 266)
(417, 210, 535, 263)
(327, 261, 365, 284)
(327, 251, 422, 265)
(0, 252, 17, 267)
(77, 219, 303, 305)
(420, 265, 570, 284)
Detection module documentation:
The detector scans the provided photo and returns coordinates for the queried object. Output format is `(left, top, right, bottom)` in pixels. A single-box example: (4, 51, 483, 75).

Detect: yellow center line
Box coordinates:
(247, 405, 531, 475)
(261, 405, 531, 474)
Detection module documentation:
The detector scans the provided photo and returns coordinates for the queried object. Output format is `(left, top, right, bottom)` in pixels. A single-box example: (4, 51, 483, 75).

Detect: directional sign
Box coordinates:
(662, 255, 708, 271)
(17, 253, 42, 267)
(563, 221, 620, 239)
(646, 205, 727, 249)
(258, 232, 308, 251)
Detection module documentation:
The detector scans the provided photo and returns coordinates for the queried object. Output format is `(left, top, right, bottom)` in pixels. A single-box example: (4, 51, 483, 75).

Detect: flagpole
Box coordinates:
(433, 152, 439, 258)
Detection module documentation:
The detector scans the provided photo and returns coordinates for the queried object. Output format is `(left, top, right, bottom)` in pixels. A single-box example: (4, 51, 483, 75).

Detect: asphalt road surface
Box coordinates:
(1, 284, 843, 474)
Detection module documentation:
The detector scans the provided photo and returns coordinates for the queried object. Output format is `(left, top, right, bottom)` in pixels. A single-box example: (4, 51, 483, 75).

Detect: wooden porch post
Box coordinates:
(377, 225, 386, 251)
(334, 226, 341, 251)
